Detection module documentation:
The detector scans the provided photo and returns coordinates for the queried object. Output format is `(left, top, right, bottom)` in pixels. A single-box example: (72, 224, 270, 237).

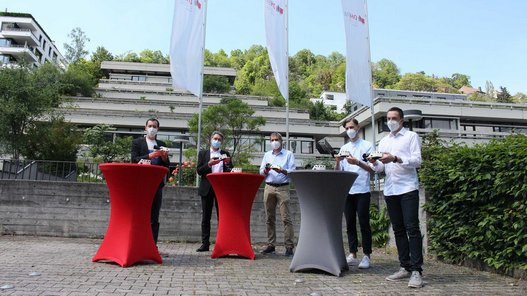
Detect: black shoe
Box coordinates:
(285, 247, 294, 256)
(196, 244, 210, 252)
(261, 245, 275, 254)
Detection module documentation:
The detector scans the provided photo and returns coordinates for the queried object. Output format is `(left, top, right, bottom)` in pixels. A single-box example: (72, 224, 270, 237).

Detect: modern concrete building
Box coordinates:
(346, 96, 527, 148)
(64, 61, 342, 167)
(0, 12, 66, 68)
(61, 61, 526, 167)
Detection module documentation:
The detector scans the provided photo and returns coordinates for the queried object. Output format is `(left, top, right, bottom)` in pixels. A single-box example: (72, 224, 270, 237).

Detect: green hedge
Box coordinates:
(420, 132, 527, 272)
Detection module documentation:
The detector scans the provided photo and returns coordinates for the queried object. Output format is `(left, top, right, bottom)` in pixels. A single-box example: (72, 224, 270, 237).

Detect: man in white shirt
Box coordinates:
(335, 118, 374, 269)
(368, 107, 424, 288)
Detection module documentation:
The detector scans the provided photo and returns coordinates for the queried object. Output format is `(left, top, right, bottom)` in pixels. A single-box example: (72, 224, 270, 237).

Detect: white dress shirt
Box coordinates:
(338, 138, 373, 194)
(210, 148, 223, 173)
(372, 128, 422, 196)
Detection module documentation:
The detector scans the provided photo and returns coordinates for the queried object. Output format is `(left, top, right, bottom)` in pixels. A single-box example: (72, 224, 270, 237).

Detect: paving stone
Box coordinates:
(0, 236, 525, 295)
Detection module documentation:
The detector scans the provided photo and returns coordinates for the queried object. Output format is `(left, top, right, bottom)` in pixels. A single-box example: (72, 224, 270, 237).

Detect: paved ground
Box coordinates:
(0, 236, 525, 296)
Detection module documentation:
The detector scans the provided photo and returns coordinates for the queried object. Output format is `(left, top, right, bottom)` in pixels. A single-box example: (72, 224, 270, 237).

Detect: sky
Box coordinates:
(2, 0, 526, 94)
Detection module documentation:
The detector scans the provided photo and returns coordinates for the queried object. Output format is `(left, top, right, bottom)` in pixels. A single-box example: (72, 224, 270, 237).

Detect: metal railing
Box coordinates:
(0, 159, 104, 183)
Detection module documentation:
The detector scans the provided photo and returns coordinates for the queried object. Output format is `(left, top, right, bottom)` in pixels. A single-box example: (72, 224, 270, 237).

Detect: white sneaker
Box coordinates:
(386, 267, 411, 281)
(346, 254, 359, 265)
(358, 255, 370, 269)
(408, 271, 423, 288)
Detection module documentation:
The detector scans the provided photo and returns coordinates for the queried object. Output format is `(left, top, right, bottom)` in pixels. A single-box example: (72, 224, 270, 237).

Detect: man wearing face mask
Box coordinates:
(335, 118, 374, 269)
(368, 107, 424, 288)
(131, 118, 170, 245)
(196, 131, 233, 252)
(259, 132, 296, 256)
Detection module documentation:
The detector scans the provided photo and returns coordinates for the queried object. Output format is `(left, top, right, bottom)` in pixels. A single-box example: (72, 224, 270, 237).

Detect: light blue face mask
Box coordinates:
(211, 139, 221, 149)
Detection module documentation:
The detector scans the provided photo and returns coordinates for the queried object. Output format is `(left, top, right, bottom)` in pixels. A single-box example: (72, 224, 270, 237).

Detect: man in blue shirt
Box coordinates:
(259, 132, 296, 256)
(335, 117, 374, 269)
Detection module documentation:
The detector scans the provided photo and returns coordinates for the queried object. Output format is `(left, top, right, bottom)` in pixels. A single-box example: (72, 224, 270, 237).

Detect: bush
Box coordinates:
(420, 132, 527, 272)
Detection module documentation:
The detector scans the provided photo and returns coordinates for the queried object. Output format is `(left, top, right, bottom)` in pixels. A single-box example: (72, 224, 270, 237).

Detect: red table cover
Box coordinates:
(92, 163, 168, 267)
(207, 172, 264, 260)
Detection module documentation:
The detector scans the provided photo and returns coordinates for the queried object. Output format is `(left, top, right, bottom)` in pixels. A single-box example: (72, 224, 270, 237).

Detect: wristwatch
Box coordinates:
(393, 156, 398, 163)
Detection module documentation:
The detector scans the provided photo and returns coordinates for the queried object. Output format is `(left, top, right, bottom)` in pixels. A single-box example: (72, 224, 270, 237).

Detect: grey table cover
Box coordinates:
(289, 170, 358, 276)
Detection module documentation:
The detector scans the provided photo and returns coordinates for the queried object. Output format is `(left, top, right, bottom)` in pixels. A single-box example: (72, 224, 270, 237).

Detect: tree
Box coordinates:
(203, 75, 231, 94)
(19, 115, 80, 161)
(485, 81, 495, 98)
(63, 27, 90, 64)
(83, 125, 132, 162)
(188, 97, 265, 165)
(449, 73, 471, 89)
(61, 61, 97, 96)
(372, 58, 400, 88)
(496, 86, 513, 103)
(393, 72, 437, 92)
(0, 64, 63, 159)
(89, 46, 114, 80)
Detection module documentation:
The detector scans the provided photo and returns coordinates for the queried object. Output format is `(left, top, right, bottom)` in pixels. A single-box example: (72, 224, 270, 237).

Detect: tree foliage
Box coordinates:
(63, 27, 90, 64)
(0, 64, 63, 158)
(187, 97, 265, 165)
(19, 115, 80, 161)
(82, 125, 132, 163)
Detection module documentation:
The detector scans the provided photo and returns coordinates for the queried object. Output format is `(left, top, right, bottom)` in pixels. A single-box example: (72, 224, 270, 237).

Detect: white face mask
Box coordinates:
(346, 129, 357, 139)
(387, 120, 400, 132)
(146, 127, 158, 137)
(271, 140, 281, 150)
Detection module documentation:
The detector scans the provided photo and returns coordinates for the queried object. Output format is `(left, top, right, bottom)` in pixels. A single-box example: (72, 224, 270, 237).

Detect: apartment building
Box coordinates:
(0, 12, 66, 68)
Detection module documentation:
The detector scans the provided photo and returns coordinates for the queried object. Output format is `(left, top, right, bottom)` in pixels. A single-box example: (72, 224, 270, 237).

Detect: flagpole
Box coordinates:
(195, 2, 208, 186)
(363, 0, 379, 192)
(285, 0, 290, 149)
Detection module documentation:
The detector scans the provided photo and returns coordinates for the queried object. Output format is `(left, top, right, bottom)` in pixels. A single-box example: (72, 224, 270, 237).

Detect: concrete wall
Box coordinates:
(0, 180, 425, 250)
(0, 180, 301, 244)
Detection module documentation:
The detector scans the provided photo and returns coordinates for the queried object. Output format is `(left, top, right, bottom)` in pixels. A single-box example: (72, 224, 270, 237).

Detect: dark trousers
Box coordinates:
(385, 190, 423, 272)
(344, 192, 372, 255)
(200, 191, 219, 245)
(151, 185, 163, 244)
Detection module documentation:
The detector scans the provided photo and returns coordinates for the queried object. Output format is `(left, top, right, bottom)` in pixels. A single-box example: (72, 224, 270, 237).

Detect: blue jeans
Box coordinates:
(385, 190, 423, 272)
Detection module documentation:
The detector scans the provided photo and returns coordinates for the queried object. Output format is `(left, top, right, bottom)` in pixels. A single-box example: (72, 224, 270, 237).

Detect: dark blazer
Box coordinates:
(131, 137, 170, 185)
(197, 148, 233, 196)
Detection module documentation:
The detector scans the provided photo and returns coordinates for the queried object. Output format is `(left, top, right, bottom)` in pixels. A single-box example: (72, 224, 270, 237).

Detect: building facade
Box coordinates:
(0, 12, 66, 68)
(61, 61, 526, 167)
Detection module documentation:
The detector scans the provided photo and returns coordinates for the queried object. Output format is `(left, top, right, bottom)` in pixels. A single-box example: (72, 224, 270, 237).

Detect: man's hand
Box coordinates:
(346, 156, 361, 165)
(379, 153, 396, 164)
(208, 158, 222, 167)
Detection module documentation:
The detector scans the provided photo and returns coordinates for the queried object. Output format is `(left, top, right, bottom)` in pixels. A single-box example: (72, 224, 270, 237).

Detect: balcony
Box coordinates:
(0, 43, 39, 63)
(1, 27, 39, 46)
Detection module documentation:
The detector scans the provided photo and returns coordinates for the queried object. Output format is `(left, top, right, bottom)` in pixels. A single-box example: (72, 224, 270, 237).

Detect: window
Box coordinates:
(131, 76, 146, 81)
(424, 118, 455, 130)
(301, 141, 313, 154)
(290, 140, 298, 153)
(0, 38, 12, 46)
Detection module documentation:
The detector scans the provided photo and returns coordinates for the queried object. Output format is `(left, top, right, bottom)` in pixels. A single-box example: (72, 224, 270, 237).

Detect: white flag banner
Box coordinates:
(170, 0, 207, 98)
(342, 0, 372, 107)
(264, 0, 289, 101)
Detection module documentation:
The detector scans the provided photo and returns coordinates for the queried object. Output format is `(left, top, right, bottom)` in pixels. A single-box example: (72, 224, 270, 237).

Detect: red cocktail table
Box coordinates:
(207, 172, 264, 260)
(92, 163, 168, 267)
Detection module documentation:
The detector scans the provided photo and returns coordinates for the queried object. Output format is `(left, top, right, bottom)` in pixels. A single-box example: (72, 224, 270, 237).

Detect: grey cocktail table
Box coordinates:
(289, 170, 358, 276)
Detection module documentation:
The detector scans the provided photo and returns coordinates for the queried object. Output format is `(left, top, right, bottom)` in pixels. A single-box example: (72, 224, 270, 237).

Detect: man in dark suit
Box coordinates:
(195, 131, 233, 252)
(131, 118, 170, 245)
